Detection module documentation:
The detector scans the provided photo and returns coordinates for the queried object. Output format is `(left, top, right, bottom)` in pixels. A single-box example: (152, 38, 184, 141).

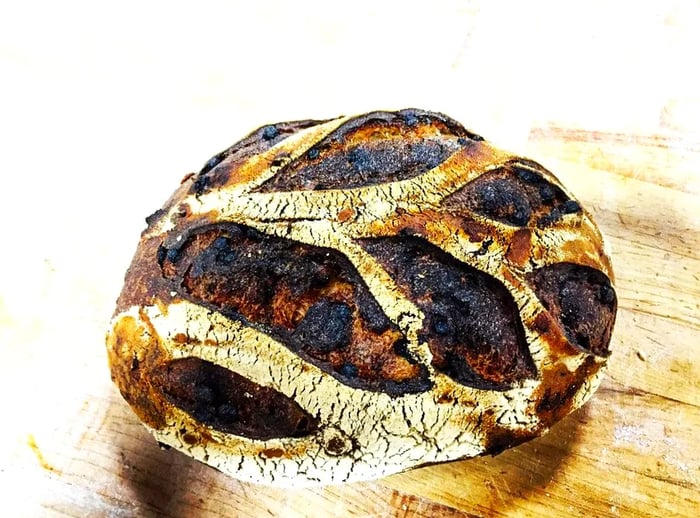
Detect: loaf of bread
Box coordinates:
(106, 109, 617, 486)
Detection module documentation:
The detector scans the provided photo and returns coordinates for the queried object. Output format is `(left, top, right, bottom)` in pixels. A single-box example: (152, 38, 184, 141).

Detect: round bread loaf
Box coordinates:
(106, 109, 617, 486)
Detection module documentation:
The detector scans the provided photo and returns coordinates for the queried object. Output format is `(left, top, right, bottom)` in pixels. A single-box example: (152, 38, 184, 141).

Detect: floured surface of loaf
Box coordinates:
(107, 109, 616, 486)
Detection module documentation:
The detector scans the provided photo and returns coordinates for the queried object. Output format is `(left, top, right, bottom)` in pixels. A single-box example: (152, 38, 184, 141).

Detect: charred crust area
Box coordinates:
(190, 119, 329, 196)
(477, 406, 540, 456)
(106, 312, 170, 430)
(115, 180, 205, 315)
(443, 161, 579, 228)
(533, 355, 600, 429)
(456, 217, 492, 244)
(481, 423, 538, 456)
(536, 364, 586, 415)
(359, 236, 537, 390)
(115, 235, 177, 316)
(526, 263, 617, 357)
(159, 223, 431, 395)
(254, 109, 478, 192)
(151, 357, 319, 439)
(141, 179, 197, 232)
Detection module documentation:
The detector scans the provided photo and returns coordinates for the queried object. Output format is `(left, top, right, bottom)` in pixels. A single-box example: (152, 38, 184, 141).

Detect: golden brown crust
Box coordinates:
(107, 108, 616, 486)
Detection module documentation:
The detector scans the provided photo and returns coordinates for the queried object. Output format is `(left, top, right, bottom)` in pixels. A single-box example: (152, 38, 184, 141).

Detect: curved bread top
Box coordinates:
(107, 108, 616, 486)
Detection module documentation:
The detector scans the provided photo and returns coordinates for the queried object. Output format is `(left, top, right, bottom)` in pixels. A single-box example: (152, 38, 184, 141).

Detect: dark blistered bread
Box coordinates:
(106, 109, 617, 486)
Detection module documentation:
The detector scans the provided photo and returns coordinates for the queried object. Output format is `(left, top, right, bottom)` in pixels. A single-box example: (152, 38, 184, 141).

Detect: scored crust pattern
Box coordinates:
(106, 109, 617, 486)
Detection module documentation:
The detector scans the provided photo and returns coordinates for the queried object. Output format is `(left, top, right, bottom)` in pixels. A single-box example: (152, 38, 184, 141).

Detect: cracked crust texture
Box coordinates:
(106, 109, 617, 487)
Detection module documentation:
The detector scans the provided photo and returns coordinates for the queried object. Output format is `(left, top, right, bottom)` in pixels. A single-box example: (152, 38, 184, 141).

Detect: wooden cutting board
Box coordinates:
(1, 2, 698, 516)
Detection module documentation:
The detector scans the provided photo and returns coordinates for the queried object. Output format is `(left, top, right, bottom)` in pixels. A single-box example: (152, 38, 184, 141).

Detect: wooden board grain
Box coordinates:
(1, 1, 699, 517)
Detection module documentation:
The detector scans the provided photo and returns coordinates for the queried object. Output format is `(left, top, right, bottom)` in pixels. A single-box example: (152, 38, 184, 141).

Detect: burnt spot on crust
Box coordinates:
(526, 263, 616, 357)
(254, 109, 478, 192)
(115, 235, 178, 315)
(481, 424, 538, 456)
(536, 368, 584, 414)
(151, 357, 319, 439)
(533, 355, 600, 429)
(360, 236, 536, 390)
(159, 223, 432, 395)
(443, 161, 580, 228)
(199, 153, 226, 176)
(145, 207, 168, 227)
(293, 300, 353, 352)
(190, 118, 330, 195)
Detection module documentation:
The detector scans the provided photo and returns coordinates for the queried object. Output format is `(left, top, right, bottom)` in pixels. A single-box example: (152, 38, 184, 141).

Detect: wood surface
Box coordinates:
(1, 1, 698, 517)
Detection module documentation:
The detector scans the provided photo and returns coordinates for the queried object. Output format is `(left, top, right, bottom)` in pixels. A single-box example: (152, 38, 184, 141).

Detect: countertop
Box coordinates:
(1, 1, 698, 516)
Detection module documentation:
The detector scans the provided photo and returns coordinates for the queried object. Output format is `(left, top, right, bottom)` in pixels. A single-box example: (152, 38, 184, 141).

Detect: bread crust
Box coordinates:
(107, 109, 616, 486)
